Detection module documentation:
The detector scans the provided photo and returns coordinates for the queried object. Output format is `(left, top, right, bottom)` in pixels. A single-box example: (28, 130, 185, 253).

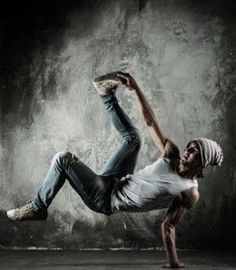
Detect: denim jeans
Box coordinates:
(32, 93, 141, 215)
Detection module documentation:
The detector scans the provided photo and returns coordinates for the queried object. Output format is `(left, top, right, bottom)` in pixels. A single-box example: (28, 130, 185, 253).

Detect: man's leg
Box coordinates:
(32, 152, 98, 210)
(99, 92, 141, 178)
(7, 151, 111, 220)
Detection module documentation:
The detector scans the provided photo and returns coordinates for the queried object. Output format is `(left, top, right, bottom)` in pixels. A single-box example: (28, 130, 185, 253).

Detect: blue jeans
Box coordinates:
(32, 93, 141, 215)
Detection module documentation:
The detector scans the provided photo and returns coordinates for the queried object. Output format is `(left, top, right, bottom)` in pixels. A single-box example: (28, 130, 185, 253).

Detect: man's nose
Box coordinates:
(185, 149, 191, 156)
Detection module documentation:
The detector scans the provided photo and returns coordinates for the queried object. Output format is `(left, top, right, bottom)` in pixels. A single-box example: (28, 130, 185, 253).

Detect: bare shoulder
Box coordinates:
(184, 187, 199, 199)
(162, 139, 180, 171)
(181, 187, 199, 209)
(163, 139, 180, 160)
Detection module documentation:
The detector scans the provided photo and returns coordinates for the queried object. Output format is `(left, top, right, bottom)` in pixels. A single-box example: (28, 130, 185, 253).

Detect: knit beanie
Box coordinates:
(189, 138, 223, 168)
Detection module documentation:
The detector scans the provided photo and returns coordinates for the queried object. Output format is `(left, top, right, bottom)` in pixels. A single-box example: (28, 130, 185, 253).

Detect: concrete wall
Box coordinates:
(0, 0, 235, 249)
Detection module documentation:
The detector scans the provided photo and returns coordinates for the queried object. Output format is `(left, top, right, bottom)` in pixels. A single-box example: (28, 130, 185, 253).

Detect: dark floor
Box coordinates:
(0, 250, 236, 270)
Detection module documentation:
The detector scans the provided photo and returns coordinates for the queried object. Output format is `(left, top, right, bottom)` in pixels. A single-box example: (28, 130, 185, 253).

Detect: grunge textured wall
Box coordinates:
(0, 0, 235, 249)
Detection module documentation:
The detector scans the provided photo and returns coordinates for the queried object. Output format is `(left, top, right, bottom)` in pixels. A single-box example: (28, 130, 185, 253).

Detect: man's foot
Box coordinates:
(92, 71, 125, 96)
(6, 201, 47, 221)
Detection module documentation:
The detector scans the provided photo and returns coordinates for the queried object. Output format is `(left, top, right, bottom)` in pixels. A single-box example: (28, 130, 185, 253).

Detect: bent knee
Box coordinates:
(53, 151, 80, 164)
(54, 151, 71, 160)
(127, 131, 141, 149)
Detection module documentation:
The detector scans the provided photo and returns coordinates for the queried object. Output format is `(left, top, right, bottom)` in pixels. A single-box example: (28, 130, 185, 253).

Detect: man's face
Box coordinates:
(180, 142, 201, 168)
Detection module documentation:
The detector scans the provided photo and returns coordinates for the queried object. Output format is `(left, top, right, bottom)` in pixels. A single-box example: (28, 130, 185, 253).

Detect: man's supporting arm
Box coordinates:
(117, 73, 179, 158)
(161, 188, 199, 268)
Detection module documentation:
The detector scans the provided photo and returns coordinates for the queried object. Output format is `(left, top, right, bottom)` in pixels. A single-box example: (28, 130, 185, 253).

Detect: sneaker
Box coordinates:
(6, 201, 47, 221)
(92, 71, 125, 96)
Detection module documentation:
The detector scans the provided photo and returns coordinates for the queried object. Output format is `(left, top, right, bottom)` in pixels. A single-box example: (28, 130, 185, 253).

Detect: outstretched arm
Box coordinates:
(118, 73, 179, 158)
(161, 188, 199, 268)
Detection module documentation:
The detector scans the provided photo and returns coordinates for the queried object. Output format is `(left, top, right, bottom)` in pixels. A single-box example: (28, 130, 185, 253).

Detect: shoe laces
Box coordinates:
(18, 202, 34, 216)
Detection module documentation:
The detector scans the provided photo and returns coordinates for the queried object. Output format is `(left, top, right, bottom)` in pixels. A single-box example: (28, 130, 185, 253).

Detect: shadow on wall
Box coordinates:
(0, 0, 235, 249)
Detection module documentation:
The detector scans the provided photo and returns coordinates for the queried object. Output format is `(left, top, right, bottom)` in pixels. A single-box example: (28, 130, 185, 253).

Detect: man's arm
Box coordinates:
(117, 73, 179, 158)
(161, 188, 199, 268)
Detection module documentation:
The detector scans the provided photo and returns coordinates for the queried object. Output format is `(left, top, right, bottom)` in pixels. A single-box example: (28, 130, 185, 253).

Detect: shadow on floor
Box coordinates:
(0, 250, 236, 270)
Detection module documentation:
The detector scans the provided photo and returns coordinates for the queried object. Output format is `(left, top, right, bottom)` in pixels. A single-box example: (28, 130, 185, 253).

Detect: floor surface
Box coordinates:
(0, 250, 235, 270)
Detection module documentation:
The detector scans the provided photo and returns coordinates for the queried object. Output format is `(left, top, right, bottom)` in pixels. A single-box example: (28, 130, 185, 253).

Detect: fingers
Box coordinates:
(161, 264, 170, 268)
(116, 73, 127, 79)
(117, 72, 131, 78)
(117, 73, 130, 84)
(117, 72, 136, 90)
(161, 263, 185, 269)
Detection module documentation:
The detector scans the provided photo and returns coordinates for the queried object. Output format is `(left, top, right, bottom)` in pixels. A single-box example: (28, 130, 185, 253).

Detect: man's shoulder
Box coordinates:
(181, 187, 199, 209)
(163, 139, 180, 160)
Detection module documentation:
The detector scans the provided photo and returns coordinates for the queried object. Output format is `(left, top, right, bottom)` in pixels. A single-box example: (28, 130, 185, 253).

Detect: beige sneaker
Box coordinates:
(93, 71, 124, 96)
(6, 201, 47, 221)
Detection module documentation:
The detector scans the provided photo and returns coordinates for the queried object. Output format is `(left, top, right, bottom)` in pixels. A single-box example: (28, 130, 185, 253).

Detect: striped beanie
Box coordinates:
(190, 138, 223, 168)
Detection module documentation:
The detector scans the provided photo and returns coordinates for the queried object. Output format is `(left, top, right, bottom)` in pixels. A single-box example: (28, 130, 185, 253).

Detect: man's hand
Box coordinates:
(117, 72, 139, 90)
(162, 262, 185, 268)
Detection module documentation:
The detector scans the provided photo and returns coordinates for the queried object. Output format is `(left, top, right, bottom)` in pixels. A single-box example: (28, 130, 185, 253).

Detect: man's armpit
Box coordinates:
(164, 140, 180, 159)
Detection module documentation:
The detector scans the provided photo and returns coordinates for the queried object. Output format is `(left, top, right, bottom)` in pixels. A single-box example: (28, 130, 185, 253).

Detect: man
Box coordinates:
(7, 72, 223, 268)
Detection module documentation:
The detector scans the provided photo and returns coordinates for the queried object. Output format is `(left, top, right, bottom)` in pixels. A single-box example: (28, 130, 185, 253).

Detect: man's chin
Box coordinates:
(180, 159, 188, 166)
(180, 160, 192, 169)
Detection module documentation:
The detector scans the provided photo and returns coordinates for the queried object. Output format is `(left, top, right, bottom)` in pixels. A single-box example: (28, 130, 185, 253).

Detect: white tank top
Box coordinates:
(111, 158, 198, 213)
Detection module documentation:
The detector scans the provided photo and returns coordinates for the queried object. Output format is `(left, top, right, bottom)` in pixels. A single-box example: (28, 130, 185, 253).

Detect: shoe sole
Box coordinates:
(6, 209, 47, 221)
(93, 71, 124, 95)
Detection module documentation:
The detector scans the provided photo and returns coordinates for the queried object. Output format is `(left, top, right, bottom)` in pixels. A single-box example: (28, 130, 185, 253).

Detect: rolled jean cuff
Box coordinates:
(31, 200, 45, 212)
(100, 92, 118, 105)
